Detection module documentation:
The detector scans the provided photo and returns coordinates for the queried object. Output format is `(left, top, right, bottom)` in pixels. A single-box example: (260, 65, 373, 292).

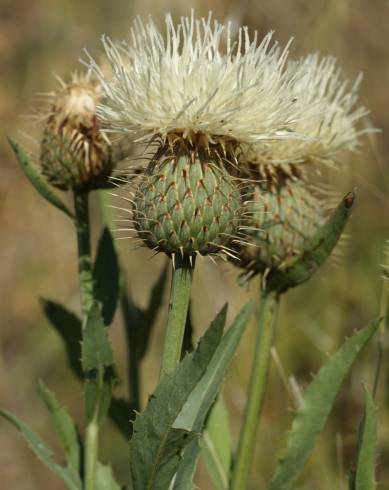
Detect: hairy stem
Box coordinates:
(231, 289, 278, 490)
(74, 191, 94, 317)
(160, 255, 194, 379)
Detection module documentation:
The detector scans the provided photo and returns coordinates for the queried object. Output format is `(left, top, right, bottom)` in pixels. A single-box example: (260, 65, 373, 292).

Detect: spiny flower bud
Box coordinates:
(131, 136, 243, 260)
(236, 165, 325, 279)
(234, 51, 371, 280)
(40, 73, 113, 191)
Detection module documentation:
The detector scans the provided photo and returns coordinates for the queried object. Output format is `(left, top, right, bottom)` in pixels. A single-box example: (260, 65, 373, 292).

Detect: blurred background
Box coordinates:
(1, 0, 388, 488)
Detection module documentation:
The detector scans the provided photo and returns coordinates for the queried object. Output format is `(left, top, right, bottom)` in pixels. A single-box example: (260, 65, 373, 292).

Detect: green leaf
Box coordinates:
(37, 381, 80, 475)
(41, 299, 133, 439)
(9, 138, 74, 219)
(41, 299, 83, 379)
(173, 304, 251, 490)
(201, 397, 232, 490)
(82, 304, 114, 371)
(174, 397, 233, 490)
(96, 462, 121, 490)
(269, 318, 380, 490)
(0, 409, 81, 490)
(175, 303, 251, 432)
(82, 304, 115, 426)
(94, 228, 119, 326)
(349, 387, 378, 490)
(129, 305, 227, 490)
(267, 191, 356, 294)
(172, 439, 200, 490)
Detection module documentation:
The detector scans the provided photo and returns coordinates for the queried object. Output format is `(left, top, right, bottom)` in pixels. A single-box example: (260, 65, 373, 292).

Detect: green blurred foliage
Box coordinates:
(0, 0, 388, 488)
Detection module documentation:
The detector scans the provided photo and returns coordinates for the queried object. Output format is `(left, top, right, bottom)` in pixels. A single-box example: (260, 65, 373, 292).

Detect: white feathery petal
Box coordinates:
(244, 53, 372, 166)
(84, 11, 307, 144)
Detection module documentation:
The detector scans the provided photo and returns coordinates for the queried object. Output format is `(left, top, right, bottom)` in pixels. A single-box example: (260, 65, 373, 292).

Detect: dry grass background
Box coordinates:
(1, 0, 389, 488)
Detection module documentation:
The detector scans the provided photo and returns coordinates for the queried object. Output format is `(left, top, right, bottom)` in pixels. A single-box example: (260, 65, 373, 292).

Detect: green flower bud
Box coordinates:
(236, 166, 325, 278)
(40, 74, 114, 191)
(132, 138, 243, 259)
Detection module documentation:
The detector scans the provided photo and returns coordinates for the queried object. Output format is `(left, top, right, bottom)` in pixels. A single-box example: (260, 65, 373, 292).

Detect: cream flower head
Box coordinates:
(243, 54, 370, 170)
(85, 11, 308, 147)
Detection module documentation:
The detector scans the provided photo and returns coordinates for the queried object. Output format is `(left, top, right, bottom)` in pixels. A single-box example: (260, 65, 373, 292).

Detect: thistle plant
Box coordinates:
(2, 11, 383, 490)
(86, 12, 312, 378)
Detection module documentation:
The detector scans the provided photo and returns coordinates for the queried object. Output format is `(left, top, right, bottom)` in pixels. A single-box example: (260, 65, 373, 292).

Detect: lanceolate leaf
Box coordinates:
(9, 138, 74, 219)
(128, 305, 227, 490)
(82, 304, 114, 372)
(172, 305, 251, 490)
(37, 381, 80, 475)
(174, 304, 251, 432)
(82, 304, 115, 426)
(0, 410, 81, 490)
(267, 191, 356, 294)
(94, 228, 119, 326)
(270, 318, 380, 490)
(349, 387, 378, 490)
(41, 299, 133, 439)
(173, 397, 232, 490)
(41, 299, 82, 378)
(201, 397, 232, 490)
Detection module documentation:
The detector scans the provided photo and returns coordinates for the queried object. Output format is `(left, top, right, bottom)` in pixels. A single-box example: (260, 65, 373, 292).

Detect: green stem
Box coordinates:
(73, 190, 99, 489)
(231, 289, 278, 490)
(73, 191, 94, 317)
(160, 255, 194, 379)
(85, 418, 98, 490)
